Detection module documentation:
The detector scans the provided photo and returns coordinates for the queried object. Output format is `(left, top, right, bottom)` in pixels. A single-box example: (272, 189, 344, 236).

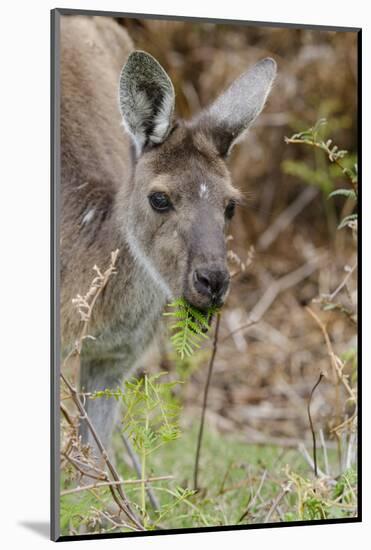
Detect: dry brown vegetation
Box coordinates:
(119, 16, 358, 465)
(60, 17, 358, 535)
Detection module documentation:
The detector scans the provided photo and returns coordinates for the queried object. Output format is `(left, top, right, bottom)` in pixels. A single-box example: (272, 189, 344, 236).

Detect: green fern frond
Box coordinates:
(328, 188, 356, 200)
(164, 297, 217, 359)
(338, 213, 358, 229)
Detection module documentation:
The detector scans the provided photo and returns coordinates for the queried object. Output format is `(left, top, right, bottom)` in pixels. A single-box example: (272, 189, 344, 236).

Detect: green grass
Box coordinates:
(60, 422, 357, 535)
(113, 424, 357, 530)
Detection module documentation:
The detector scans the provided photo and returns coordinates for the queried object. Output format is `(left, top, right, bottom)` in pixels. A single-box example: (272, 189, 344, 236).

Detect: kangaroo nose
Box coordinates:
(194, 267, 230, 304)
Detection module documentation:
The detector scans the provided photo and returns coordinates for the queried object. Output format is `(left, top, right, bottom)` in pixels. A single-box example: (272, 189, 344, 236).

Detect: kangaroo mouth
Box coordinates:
(183, 287, 227, 313)
(184, 265, 230, 312)
(181, 296, 217, 334)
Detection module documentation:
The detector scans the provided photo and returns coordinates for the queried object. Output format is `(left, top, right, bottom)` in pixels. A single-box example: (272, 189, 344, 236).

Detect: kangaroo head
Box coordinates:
(119, 51, 276, 310)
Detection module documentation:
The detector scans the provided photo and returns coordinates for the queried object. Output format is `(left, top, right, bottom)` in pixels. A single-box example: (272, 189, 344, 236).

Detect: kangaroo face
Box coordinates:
(125, 124, 242, 309)
(119, 51, 276, 310)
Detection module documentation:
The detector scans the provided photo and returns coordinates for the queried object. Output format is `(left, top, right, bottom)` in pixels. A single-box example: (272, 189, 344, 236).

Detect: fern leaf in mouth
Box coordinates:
(163, 297, 219, 359)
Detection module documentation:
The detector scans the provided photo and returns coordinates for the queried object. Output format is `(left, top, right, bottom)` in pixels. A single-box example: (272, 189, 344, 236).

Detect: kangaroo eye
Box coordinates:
(149, 192, 172, 212)
(225, 200, 236, 220)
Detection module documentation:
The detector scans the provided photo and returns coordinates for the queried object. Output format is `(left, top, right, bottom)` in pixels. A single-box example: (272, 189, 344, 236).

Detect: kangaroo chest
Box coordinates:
(84, 266, 167, 370)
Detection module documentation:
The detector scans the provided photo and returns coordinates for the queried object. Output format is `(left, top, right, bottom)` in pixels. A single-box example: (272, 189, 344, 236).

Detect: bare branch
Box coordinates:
(61, 475, 174, 496)
(61, 372, 144, 530)
(307, 372, 324, 477)
(238, 470, 268, 523)
(327, 262, 357, 302)
(298, 443, 326, 478)
(306, 307, 356, 401)
(257, 187, 318, 251)
(193, 313, 221, 491)
(319, 429, 330, 476)
(264, 482, 292, 523)
(222, 256, 325, 344)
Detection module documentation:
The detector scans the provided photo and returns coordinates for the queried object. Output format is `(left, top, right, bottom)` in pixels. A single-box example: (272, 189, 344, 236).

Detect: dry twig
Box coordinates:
(306, 307, 356, 402)
(222, 255, 325, 344)
(60, 249, 145, 531)
(238, 470, 268, 523)
(61, 373, 144, 530)
(61, 475, 174, 496)
(307, 372, 324, 477)
(193, 313, 221, 490)
(257, 187, 318, 251)
(264, 482, 292, 523)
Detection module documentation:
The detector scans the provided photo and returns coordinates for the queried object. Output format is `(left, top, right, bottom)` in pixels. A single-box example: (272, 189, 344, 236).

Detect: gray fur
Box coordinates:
(61, 16, 276, 455)
(196, 57, 277, 156)
(119, 51, 175, 155)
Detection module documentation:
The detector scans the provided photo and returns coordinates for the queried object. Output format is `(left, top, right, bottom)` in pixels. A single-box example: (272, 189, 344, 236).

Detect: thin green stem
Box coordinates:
(285, 137, 357, 194)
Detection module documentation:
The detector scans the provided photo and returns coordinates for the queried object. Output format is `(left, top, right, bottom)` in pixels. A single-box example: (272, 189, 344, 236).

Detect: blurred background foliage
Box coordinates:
(118, 16, 358, 451)
(61, 18, 358, 533)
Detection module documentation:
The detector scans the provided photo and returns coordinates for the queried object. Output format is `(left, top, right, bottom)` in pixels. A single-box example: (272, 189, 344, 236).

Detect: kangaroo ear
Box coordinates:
(195, 58, 277, 157)
(119, 51, 175, 156)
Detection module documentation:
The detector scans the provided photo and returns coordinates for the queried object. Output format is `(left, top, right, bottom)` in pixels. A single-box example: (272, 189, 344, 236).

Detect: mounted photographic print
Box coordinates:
(51, 8, 361, 541)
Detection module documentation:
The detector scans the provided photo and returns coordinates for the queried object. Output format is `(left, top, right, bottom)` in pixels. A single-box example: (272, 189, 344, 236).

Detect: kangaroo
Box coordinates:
(60, 15, 276, 453)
